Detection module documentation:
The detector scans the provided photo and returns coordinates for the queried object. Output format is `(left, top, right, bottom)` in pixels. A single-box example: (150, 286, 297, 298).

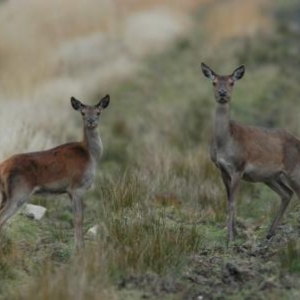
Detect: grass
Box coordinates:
(94, 172, 205, 275)
(279, 239, 300, 274)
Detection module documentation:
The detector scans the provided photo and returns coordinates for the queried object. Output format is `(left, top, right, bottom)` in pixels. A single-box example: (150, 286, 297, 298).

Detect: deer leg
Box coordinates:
(70, 190, 85, 251)
(220, 171, 236, 236)
(0, 176, 33, 232)
(221, 169, 241, 242)
(0, 191, 7, 214)
(0, 193, 30, 232)
(265, 179, 293, 239)
(285, 175, 300, 200)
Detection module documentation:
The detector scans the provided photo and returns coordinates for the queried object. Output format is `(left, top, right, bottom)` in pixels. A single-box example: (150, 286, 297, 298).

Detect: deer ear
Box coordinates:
(97, 94, 110, 109)
(201, 63, 215, 81)
(231, 65, 245, 81)
(71, 97, 84, 111)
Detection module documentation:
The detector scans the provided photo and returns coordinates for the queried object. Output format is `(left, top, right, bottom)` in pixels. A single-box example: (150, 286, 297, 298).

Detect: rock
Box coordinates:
(86, 223, 109, 240)
(24, 204, 47, 220)
(87, 225, 99, 238)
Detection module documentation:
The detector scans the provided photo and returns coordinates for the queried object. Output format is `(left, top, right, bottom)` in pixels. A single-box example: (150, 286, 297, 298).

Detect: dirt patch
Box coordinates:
(118, 228, 300, 300)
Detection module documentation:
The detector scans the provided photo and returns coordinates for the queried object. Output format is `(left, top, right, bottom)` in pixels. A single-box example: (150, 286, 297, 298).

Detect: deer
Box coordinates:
(201, 62, 300, 243)
(0, 95, 110, 251)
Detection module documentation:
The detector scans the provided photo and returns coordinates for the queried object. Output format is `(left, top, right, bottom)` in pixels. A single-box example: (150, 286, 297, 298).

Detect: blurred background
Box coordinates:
(0, 0, 274, 161)
(2, 0, 300, 299)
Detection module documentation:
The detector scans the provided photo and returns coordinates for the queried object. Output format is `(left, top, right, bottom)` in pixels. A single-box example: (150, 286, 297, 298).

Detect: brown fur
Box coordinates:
(0, 95, 110, 251)
(0, 142, 90, 196)
(201, 63, 300, 242)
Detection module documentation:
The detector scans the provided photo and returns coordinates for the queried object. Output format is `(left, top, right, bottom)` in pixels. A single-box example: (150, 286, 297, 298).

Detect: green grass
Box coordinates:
(89, 171, 206, 276)
(280, 239, 300, 274)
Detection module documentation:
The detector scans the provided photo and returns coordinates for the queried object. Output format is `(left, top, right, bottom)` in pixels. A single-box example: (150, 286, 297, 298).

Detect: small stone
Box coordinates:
(87, 225, 99, 238)
(24, 204, 47, 220)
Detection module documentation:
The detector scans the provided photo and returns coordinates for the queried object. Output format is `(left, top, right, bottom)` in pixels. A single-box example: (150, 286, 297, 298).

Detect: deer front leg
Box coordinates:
(221, 171, 236, 238)
(221, 170, 241, 243)
(70, 190, 85, 251)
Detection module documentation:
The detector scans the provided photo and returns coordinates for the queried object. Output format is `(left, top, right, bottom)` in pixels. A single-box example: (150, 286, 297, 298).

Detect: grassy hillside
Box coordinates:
(1, 0, 300, 299)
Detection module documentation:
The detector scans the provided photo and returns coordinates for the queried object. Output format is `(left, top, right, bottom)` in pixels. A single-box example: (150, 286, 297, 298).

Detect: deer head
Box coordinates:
(71, 95, 110, 129)
(201, 63, 245, 104)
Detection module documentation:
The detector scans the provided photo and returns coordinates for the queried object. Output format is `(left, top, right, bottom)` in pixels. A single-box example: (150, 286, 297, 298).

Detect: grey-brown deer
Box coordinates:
(201, 62, 300, 242)
(0, 95, 110, 250)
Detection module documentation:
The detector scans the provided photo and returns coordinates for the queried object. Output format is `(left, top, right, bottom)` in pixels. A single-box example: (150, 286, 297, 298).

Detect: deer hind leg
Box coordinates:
(220, 169, 242, 242)
(0, 193, 30, 231)
(265, 179, 293, 239)
(0, 180, 32, 232)
(0, 191, 7, 214)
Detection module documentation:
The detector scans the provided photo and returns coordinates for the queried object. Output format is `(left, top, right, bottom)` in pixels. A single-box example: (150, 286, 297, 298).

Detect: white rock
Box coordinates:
(87, 223, 109, 240)
(24, 204, 47, 220)
(87, 225, 99, 238)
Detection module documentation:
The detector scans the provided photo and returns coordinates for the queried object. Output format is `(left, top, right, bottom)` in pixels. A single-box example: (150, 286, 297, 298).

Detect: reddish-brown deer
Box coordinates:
(201, 62, 300, 242)
(0, 95, 110, 250)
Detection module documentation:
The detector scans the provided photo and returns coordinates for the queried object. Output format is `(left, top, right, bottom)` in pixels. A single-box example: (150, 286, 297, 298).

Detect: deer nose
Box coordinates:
(86, 118, 96, 126)
(218, 90, 227, 97)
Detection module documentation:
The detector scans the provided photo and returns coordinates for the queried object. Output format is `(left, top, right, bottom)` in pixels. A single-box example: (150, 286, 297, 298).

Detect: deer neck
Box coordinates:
(83, 126, 103, 162)
(213, 102, 231, 147)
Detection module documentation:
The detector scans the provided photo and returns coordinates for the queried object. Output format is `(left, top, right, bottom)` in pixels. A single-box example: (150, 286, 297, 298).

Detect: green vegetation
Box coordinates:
(280, 239, 300, 274)
(1, 1, 300, 299)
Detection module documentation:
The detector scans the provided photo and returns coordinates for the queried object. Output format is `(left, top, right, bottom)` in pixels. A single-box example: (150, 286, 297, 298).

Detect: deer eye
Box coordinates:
(229, 82, 234, 86)
(213, 82, 217, 86)
(81, 111, 85, 116)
